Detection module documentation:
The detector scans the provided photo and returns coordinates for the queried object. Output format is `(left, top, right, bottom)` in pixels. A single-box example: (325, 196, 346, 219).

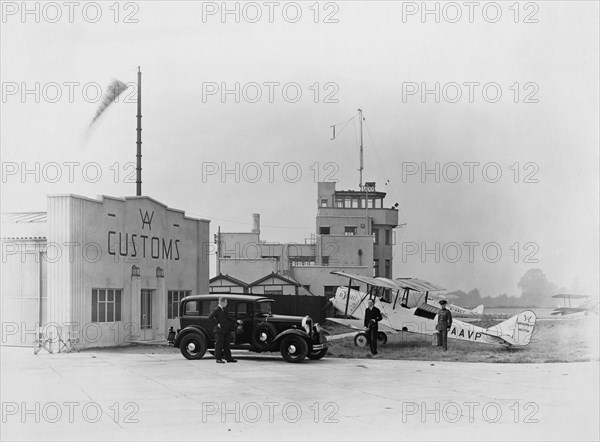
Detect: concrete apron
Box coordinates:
(1, 347, 598, 441)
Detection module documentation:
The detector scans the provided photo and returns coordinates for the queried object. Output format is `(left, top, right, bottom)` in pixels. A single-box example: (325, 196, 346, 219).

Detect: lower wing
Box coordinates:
(326, 317, 399, 333)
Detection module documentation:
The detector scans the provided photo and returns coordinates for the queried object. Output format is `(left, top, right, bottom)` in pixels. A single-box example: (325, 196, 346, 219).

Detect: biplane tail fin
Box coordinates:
(484, 310, 537, 346)
(471, 304, 484, 315)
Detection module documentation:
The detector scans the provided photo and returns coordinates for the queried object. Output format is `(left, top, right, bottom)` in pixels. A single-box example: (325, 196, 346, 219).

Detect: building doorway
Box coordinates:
(140, 289, 153, 340)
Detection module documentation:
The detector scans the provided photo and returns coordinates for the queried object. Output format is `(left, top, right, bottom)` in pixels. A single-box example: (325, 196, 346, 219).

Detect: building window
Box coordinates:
(319, 226, 330, 235)
(374, 229, 379, 245)
(352, 198, 359, 208)
(335, 198, 344, 208)
(320, 199, 328, 207)
(373, 259, 380, 277)
(345, 226, 357, 236)
(184, 300, 218, 316)
(211, 286, 234, 294)
(368, 198, 374, 208)
(385, 259, 391, 278)
(344, 197, 351, 208)
(302, 285, 310, 292)
(264, 288, 283, 295)
(322, 256, 329, 266)
(168, 290, 191, 319)
(385, 229, 391, 245)
(92, 289, 122, 323)
(324, 286, 337, 298)
(290, 256, 316, 266)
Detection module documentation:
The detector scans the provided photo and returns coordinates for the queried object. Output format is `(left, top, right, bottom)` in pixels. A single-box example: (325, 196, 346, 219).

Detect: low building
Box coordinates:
(209, 272, 301, 296)
(1, 194, 210, 349)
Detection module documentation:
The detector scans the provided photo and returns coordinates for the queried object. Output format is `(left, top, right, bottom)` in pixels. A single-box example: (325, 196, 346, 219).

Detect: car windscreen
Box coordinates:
(256, 300, 273, 315)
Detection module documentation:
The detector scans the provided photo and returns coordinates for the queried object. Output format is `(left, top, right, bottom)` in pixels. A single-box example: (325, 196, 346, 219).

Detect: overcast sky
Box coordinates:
(1, 1, 598, 297)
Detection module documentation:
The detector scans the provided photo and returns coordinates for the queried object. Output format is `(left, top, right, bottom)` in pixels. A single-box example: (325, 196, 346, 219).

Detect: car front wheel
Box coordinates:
(307, 348, 328, 360)
(280, 335, 309, 363)
(180, 333, 208, 360)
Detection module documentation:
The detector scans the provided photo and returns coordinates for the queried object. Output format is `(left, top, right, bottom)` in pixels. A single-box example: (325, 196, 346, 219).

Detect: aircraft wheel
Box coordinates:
(354, 332, 368, 347)
(377, 332, 388, 345)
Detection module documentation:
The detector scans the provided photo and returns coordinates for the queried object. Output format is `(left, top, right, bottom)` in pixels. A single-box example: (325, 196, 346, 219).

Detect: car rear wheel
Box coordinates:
(180, 333, 207, 360)
(280, 335, 308, 363)
(377, 332, 388, 345)
(354, 332, 368, 347)
(307, 348, 328, 360)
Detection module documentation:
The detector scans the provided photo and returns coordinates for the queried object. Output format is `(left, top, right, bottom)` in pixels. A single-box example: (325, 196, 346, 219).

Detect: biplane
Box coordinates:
(326, 271, 536, 347)
(551, 294, 599, 316)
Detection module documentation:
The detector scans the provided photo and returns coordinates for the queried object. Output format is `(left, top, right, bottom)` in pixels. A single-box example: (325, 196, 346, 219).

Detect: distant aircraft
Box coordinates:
(427, 294, 484, 316)
(327, 271, 536, 347)
(551, 294, 599, 316)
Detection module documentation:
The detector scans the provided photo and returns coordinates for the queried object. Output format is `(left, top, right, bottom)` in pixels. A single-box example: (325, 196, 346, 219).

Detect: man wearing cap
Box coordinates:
(437, 300, 452, 351)
(364, 298, 383, 356)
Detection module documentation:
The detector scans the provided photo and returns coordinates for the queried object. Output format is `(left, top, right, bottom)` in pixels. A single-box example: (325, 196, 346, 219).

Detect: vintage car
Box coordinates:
(173, 294, 330, 363)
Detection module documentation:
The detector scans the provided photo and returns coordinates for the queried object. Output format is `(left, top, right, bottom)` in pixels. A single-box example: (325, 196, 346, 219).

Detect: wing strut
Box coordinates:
(401, 288, 409, 307)
(344, 278, 352, 318)
(393, 289, 400, 310)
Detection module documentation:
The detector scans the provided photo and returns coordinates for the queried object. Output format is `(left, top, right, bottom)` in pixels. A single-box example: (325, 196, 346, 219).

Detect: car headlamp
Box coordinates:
(302, 316, 312, 334)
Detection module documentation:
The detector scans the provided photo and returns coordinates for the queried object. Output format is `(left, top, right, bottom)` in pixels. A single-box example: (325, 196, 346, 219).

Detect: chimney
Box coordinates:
(252, 213, 260, 233)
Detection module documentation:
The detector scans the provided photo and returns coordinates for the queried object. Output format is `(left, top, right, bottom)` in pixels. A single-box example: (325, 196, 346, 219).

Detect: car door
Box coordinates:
(200, 298, 219, 342)
(233, 301, 252, 344)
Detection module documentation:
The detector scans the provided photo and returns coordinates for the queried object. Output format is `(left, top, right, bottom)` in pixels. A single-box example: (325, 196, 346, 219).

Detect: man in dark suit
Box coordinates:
(437, 300, 453, 351)
(208, 297, 238, 363)
(364, 298, 383, 356)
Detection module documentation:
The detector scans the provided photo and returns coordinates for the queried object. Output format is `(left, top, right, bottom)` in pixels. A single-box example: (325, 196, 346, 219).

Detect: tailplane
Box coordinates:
(471, 304, 484, 315)
(484, 310, 537, 346)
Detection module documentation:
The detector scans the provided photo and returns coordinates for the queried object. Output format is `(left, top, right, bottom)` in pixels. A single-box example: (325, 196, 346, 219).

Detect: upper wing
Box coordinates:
(330, 271, 402, 290)
(394, 278, 446, 292)
(330, 271, 446, 294)
(552, 294, 588, 299)
(551, 307, 587, 315)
